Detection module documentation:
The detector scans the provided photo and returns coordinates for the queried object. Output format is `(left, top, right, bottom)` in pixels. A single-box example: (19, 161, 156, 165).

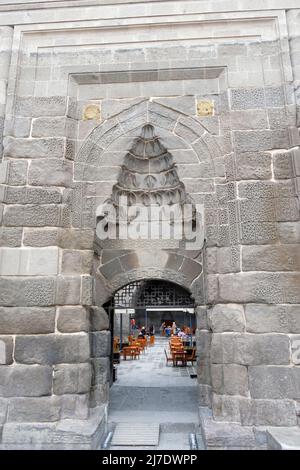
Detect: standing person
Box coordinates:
(160, 321, 166, 337)
(149, 324, 155, 336)
(171, 321, 177, 336)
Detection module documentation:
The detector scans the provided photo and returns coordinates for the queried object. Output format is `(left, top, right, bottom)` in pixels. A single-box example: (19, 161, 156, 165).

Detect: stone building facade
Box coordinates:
(0, 0, 299, 449)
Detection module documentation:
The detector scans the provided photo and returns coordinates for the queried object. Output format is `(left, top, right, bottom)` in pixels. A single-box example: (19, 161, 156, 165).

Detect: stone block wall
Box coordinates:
(0, 0, 299, 448)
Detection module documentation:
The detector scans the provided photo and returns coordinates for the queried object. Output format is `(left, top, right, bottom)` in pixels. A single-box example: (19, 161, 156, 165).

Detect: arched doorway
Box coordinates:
(103, 280, 200, 450)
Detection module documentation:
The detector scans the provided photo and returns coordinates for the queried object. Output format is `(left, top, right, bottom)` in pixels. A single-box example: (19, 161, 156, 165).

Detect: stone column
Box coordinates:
(287, 9, 300, 199)
(0, 27, 13, 158)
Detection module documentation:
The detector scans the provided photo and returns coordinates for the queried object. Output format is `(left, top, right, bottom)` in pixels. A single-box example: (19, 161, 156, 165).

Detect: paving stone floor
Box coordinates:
(107, 337, 203, 450)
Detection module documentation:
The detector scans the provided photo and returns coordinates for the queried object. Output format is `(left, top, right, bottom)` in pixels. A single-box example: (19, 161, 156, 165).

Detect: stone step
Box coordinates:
(198, 406, 259, 450)
(110, 422, 160, 447)
(267, 427, 300, 450)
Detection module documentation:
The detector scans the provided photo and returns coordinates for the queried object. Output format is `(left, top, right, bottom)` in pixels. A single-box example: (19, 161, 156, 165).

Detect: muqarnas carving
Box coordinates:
(96, 124, 204, 249)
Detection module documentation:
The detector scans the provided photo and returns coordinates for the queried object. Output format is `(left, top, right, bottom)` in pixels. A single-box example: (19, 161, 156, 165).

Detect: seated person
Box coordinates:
(138, 326, 147, 338)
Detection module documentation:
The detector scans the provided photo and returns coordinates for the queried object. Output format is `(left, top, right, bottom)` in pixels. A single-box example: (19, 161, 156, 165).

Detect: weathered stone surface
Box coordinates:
(0, 307, 55, 334)
(0, 227, 22, 247)
(61, 250, 93, 274)
(0, 276, 56, 306)
(14, 333, 90, 365)
(245, 304, 300, 333)
(208, 304, 245, 333)
(196, 329, 211, 360)
(4, 137, 64, 159)
(2, 186, 62, 205)
(211, 333, 290, 365)
(218, 273, 300, 304)
(273, 151, 294, 179)
(31, 117, 71, 138)
(0, 336, 13, 365)
(23, 228, 59, 247)
(56, 276, 81, 305)
(53, 364, 91, 394)
(0, 247, 59, 275)
(249, 366, 300, 399)
(57, 306, 89, 333)
(199, 406, 256, 449)
(230, 88, 265, 110)
(7, 397, 61, 422)
(89, 306, 109, 331)
(230, 109, 268, 130)
(206, 247, 240, 274)
(28, 159, 72, 187)
(15, 96, 67, 117)
(91, 358, 110, 385)
(212, 393, 241, 422)
(278, 222, 300, 244)
(239, 398, 297, 426)
(3, 205, 61, 227)
(235, 152, 272, 180)
(90, 331, 111, 358)
(211, 364, 248, 396)
(242, 244, 300, 271)
(0, 365, 52, 397)
(3, 159, 28, 185)
(60, 394, 89, 420)
(195, 306, 208, 330)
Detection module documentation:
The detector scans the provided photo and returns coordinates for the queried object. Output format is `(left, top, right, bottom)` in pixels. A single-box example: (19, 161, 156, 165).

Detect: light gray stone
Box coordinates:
(218, 273, 300, 304)
(0, 307, 55, 334)
(14, 333, 90, 365)
(267, 428, 300, 450)
(0, 365, 52, 397)
(242, 244, 300, 272)
(211, 333, 290, 365)
(153, 96, 196, 116)
(230, 109, 268, 130)
(249, 366, 300, 399)
(208, 304, 245, 333)
(28, 159, 72, 187)
(3, 204, 61, 227)
(0, 227, 22, 247)
(53, 364, 91, 394)
(245, 304, 300, 334)
(196, 330, 212, 360)
(0, 336, 13, 365)
(2, 187, 62, 205)
(15, 96, 67, 117)
(89, 306, 109, 331)
(61, 250, 93, 274)
(0, 247, 59, 275)
(235, 152, 272, 180)
(56, 276, 81, 305)
(4, 137, 65, 159)
(7, 397, 61, 422)
(1, 405, 106, 449)
(212, 393, 241, 422)
(230, 88, 265, 110)
(31, 117, 71, 138)
(0, 276, 56, 307)
(199, 406, 256, 449)
(211, 364, 248, 396)
(195, 306, 208, 330)
(90, 331, 111, 358)
(91, 358, 110, 385)
(240, 398, 297, 426)
(57, 306, 89, 333)
(278, 222, 300, 244)
(273, 151, 294, 179)
(206, 247, 240, 274)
